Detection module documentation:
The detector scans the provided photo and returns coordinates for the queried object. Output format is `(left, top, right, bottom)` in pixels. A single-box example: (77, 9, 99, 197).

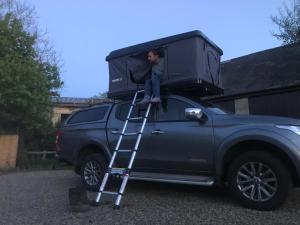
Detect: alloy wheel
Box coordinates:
(83, 160, 102, 186)
(237, 162, 278, 202)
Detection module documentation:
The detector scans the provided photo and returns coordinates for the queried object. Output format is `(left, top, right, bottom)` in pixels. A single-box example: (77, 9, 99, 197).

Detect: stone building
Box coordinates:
(51, 97, 110, 126)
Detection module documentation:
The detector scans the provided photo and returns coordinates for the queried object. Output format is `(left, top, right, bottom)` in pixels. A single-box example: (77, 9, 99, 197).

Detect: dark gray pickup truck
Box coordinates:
(56, 94, 300, 210)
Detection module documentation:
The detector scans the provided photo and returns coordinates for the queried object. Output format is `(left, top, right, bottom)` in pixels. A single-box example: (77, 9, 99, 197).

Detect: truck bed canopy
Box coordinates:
(106, 30, 224, 99)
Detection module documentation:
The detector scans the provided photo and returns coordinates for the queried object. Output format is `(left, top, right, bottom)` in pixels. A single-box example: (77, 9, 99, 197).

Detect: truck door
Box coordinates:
(106, 101, 155, 171)
(138, 96, 215, 174)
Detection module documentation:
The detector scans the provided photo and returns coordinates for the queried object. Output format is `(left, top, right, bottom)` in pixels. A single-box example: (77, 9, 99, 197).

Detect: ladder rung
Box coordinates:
(136, 90, 144, 93)
(110, 168, 128, 175)
(117, 149, 132, 153)
(127, 117, 143, 121)
(102, 191, 118, 195)
(123, 132, 140, 136)
(112, 132, 140, 136)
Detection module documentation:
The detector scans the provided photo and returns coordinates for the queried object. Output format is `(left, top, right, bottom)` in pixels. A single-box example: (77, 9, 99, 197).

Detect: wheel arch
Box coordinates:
(75, 141, 111, 170)
(218, 139, 299, 186)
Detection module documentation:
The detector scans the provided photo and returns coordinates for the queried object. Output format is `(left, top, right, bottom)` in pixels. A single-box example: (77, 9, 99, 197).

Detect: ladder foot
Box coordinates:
(113, 205, 120, 210)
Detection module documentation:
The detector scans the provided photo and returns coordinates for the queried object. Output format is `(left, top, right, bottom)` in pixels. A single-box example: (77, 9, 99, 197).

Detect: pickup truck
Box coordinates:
(56, 94, 300, 210)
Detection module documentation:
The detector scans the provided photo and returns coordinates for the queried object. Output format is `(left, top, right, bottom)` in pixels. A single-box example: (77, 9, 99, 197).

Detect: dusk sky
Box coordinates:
(26, 0, 284, 98)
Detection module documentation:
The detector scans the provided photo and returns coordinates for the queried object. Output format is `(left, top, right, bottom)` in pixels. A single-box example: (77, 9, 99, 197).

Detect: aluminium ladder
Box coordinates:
(94, 90, 152, 209)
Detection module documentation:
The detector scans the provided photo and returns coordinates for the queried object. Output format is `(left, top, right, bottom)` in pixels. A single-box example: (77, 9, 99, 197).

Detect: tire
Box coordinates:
(227, 151, 292, 210)
(80, 153, 108, 191)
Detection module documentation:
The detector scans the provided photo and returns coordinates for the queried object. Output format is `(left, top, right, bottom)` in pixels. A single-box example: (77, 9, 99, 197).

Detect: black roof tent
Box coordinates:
(106, 30, 223, 60)
(106, 30, 224, 99)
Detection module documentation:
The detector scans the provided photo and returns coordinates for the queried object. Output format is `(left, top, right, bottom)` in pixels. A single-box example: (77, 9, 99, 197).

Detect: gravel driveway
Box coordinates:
(1, 170, 300, 225)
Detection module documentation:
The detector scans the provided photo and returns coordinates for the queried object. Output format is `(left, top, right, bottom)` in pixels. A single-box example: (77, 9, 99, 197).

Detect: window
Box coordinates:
(61, 114, 71, 124)
(156, 98, 193, 121)
(115, 102, 154, 122)
(67, 106, 109, 124)
(185, 96, 229, 114)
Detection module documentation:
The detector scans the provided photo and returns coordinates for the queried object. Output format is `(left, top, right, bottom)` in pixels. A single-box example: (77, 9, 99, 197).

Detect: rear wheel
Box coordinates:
(227, 151, 292, 210)
(80, 153, 107, 191)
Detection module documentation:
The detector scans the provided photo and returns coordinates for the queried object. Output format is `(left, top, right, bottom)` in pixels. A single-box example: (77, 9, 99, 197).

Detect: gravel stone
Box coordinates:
(0, 170, 300, 225)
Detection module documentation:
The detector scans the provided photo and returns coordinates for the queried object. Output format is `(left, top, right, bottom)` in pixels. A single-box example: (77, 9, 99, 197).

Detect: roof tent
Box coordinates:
(106, 30, 224, 99)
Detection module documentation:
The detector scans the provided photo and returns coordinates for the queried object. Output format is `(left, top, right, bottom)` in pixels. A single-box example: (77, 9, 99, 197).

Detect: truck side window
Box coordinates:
(67, 106, 109, 124)
(116, 102, 154, 122)
(156, 98, 193, 122)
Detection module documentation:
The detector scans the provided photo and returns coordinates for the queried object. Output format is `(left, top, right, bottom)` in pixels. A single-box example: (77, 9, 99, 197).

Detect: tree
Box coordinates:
(0, 0, 63, 162)
(271, 0, 300, 45)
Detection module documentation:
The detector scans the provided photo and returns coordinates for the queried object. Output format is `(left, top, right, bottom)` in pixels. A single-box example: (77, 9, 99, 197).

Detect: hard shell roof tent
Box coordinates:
(106, 30, 224, 99)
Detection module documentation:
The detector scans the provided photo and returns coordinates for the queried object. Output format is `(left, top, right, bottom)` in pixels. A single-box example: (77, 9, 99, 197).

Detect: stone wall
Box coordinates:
(0, 134, 19, 169)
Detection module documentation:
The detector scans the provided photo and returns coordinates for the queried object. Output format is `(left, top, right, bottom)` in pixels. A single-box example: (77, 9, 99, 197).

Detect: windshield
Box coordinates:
(206, 107, 228, 114)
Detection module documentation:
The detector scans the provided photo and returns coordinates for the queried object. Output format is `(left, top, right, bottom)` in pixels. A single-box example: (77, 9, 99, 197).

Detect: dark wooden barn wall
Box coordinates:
(248, 90, 300, 119)
(209, 99, 235, 113)
(208, 89, 300, 119)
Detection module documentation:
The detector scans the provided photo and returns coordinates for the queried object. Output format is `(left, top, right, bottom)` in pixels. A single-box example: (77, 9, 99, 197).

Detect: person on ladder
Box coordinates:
(139, 49, 164, 104)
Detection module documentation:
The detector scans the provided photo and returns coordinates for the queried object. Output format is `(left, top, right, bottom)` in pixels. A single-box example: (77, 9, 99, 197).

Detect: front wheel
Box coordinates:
(80, 154, 107, 191)
(227, 151, 292, 210)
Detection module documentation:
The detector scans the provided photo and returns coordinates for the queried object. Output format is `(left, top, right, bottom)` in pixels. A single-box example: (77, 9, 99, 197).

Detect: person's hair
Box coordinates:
(148, 49, 160, 57)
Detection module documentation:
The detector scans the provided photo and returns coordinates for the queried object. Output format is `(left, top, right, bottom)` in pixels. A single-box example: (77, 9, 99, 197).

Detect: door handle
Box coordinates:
(151, 130, 165, 135)
(111, 129, 120, 134)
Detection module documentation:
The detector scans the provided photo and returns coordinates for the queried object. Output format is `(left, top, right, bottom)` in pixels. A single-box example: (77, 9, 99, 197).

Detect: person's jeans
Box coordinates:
(144, 73, 161, 98)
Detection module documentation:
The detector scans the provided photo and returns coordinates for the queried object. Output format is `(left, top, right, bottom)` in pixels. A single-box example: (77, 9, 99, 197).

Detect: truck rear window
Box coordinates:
(67, 106, 109, 124)
(116, 103, 154, 121)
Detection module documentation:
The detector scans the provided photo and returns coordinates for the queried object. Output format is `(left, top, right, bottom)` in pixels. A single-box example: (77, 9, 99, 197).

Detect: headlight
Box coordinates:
(276, 125, 300, 135)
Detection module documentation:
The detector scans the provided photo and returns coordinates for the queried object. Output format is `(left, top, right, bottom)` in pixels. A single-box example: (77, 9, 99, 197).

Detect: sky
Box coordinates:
(25, 0, 285, 98)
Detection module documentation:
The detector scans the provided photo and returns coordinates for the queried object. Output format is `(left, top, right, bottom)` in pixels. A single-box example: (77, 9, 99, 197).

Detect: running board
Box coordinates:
(129, 172, 215, 186)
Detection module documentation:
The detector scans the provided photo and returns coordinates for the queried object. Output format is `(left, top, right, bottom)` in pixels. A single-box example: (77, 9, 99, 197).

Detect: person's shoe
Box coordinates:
(138, 96, 150, 105)
(150, 97, 161, 103)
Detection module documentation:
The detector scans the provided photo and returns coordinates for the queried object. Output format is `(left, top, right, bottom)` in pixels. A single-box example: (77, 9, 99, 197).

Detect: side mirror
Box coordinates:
(185, 108, 205, 121)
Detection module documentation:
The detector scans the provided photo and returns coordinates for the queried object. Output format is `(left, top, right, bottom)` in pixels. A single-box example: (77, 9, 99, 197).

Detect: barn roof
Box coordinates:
(221, 43, 300, 96)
